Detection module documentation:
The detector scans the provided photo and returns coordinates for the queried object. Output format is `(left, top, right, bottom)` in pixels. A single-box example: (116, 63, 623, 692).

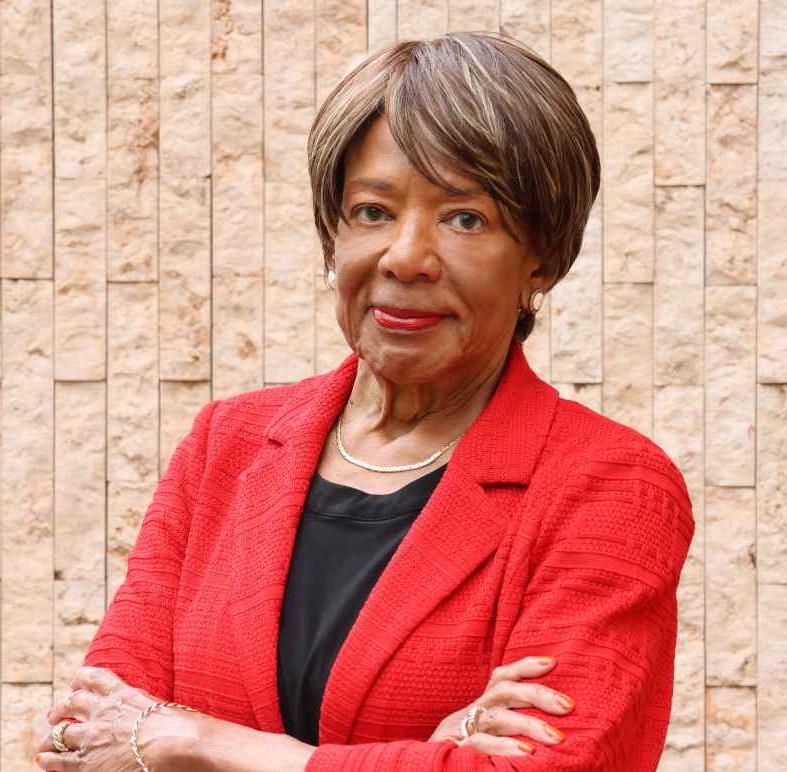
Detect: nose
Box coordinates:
(377, 212, 441, 282)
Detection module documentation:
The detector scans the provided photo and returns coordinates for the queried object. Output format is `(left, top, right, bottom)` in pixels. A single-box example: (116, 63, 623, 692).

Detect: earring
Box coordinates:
(326, 268, 336, 289)
(528, 288, 545, 313)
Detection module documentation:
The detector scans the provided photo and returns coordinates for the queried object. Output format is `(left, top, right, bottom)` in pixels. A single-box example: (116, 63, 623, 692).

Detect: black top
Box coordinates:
(276, 465, 447, 745)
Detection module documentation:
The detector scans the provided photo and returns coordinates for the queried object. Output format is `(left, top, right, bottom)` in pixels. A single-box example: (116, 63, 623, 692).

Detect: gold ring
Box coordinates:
(50, 720, 74, 753)
(460, 705, 486, 739)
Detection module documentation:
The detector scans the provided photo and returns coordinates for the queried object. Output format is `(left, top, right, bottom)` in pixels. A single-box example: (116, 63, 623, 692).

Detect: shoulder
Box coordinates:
(533, 396, 695, 581)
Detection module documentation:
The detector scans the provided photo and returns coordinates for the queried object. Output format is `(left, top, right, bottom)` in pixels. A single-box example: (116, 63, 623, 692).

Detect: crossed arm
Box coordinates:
(69, 404, 694, 772)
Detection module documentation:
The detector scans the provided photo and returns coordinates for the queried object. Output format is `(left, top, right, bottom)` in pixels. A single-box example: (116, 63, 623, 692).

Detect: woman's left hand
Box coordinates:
(34, 666, 199, 771)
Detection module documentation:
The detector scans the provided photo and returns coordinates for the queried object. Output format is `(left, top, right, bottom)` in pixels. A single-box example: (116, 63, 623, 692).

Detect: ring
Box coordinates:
(460, 705, 486, 739)
(50, 720, 74, 753)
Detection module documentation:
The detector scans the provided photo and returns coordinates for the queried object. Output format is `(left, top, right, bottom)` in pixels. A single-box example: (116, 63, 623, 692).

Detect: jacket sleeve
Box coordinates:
(82, 399, 218, 700)
(305, 445, 696, 772)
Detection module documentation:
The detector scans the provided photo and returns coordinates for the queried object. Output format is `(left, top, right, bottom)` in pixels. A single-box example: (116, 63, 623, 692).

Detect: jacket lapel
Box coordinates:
(228, 342, 559, 741)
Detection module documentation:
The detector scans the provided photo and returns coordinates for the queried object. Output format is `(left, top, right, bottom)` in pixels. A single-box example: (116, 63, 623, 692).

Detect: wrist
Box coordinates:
(134, 704, 205, 772)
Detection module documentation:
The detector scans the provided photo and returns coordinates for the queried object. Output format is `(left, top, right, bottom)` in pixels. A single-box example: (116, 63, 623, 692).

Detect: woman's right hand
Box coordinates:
(427, 656, 574, 756)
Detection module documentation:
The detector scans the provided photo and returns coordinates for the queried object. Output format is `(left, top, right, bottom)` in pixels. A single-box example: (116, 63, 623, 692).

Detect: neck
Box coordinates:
(346, 349, 511, 439)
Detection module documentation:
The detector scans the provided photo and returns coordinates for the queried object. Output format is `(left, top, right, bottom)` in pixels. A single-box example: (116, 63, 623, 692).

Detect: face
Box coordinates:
(332, 115, 543, 384)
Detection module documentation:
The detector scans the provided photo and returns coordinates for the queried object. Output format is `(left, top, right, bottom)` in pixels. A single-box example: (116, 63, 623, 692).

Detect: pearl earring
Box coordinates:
(327, 269, 336, 289)
(528, 289, 545, 313)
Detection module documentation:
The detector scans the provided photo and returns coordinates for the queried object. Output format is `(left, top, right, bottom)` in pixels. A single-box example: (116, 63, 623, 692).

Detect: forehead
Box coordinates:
(343, 115, 485, 198)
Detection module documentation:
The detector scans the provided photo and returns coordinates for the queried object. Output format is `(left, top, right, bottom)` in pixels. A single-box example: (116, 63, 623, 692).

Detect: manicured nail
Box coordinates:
(537, 657, 555, 665)
(517, 741, 535, 754)
(544, 724, 564, 742)
(556, 694, 574, 710)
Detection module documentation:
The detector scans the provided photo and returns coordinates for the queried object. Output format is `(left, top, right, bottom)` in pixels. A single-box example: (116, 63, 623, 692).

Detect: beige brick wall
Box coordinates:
(1, 1, 784, 769)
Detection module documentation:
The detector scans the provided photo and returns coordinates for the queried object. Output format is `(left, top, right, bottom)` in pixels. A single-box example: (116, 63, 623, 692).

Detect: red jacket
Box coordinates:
(84, 342, 695, 771)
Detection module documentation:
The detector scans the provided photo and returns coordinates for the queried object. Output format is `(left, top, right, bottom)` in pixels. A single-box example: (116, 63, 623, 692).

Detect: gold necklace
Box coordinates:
(334, 410, 461, 473)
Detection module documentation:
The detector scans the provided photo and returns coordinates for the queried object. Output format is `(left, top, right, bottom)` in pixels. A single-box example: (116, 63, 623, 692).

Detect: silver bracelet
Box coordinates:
(131, 700, 198, 771)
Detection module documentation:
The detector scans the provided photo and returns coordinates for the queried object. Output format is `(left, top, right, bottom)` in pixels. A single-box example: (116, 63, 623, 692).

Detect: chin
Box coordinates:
(358, 336, 454, 384)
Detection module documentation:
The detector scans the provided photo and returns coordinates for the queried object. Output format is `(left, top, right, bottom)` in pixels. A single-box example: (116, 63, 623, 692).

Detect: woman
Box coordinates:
(36, 31, 694, 771)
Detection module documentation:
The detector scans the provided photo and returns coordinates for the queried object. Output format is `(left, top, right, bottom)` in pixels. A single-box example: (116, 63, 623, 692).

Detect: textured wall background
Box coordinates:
(1, 0, 785, 769)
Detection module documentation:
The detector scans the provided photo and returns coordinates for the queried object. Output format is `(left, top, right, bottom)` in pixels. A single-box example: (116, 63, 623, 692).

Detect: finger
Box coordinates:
(47, 690, 92, 724)
(477, 706, 565, 746)
(34, 750, 82, 770)
(481, 680, 574, 716)
(69, 665, 124, 695)
(486, 656, 556, 689)
(36, 720, 87, 755)
(464, 731, 534, 756)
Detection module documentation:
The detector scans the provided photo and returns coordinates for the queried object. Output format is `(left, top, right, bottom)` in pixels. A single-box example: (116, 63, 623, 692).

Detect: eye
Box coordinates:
(447, 211, 484, 232)
(354, 205, 390, 223)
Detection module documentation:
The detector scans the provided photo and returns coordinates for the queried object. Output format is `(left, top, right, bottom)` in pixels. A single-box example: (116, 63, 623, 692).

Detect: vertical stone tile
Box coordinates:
(760, 0, 787, 181)
(0, 70, 53, 278)
(655, 385, 704, 585)
(758, 181, 787, 382)
(107, 282, 158, 487)
(706, 86, 757, 285)
(54, 178, 107, 380)
(448, 0, 499, 32)
(107, 0, 158, 79)
(316, 0, 366, 105)
(501, 0, 550, 61)
(1, 684, 52, 771)
(160, 0, 211, 178)
(212, 72, 263, 395)
(160, 381, 211, 474)
(212, 74, 263, 277)
(1, 0, 52, 79)
(107, 78, 159, 282)
(159, 177, 211, 381)
(602, 283, 653, 439)
(706, 687, 756, 771)
(55, 382, 106, 581)
(551, 0, 603, 88)
(264, 0, 314, 184)
(212, 0, 263, 75)
(604, 0, 652, 83)
(707, 0, 758, 84)
(654, 0, 705, 185)
(757, 385, 787, 583)
(265, 182, 316, 382)
(704, 286, 756, 486)
(552, 383, 602, 413)
(654, 187, 704, 386)
(53, 581, 104, 695)
(551, 203, 602, 383)
(758, 584, 787, 771)
(522, 293, 551, 383)
(369, 0, 397, 51)
(659, 580, 705, 771)
(604, 83, 654, 283)
(213, 273, 264, 399)
(2, 280, 53, 681)
(52, 0, 106, 178)
(705, 486, 756, 686)
(397, 0, 449, 39)
(107, 480, 156, 602)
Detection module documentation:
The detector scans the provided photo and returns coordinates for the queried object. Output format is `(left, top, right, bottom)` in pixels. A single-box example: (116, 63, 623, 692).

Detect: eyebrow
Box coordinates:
(344, 176, 486, 198)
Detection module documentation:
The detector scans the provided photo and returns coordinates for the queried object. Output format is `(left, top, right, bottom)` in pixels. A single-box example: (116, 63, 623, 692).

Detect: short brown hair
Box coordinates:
(307, 31, 600, 341)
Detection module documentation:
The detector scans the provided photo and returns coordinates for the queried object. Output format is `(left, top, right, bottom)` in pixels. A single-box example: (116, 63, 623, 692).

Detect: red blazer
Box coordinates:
(84, 342, 694, 771)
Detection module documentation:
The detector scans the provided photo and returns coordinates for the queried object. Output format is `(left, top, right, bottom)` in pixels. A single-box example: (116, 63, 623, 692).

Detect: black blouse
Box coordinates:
(276, 465, 447, 745)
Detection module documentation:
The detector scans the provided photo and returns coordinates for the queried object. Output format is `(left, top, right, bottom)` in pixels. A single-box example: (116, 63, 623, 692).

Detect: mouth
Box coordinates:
(372, 305, 447, 331)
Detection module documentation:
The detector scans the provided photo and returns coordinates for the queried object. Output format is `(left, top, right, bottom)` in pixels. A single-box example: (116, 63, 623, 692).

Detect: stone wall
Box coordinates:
(1, 0, 784, 769)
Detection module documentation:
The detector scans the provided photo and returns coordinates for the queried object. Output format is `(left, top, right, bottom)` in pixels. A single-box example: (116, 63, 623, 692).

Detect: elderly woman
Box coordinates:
(36, 31, 694, 772)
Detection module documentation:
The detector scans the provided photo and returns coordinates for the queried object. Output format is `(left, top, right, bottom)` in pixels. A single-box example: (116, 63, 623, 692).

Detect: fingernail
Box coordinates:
(556, 694, 575, 710)
(544, 724, 565, 742)
(517, 741, 535, 754)
(537, 657, 555, 665)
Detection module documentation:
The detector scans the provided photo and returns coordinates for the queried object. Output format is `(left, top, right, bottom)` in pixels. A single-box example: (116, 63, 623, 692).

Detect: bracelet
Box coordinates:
(131, 701, 198, 772)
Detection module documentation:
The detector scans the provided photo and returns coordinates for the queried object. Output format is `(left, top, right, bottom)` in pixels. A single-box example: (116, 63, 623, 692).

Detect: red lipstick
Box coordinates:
(372, 306, 446, 331)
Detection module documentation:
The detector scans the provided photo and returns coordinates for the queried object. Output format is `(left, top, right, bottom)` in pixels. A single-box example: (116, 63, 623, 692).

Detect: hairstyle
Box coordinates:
(307, 31, 601, 341)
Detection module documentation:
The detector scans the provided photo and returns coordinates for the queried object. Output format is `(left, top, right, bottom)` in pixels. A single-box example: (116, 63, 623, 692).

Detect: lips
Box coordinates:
(372, 306, 446, 331)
